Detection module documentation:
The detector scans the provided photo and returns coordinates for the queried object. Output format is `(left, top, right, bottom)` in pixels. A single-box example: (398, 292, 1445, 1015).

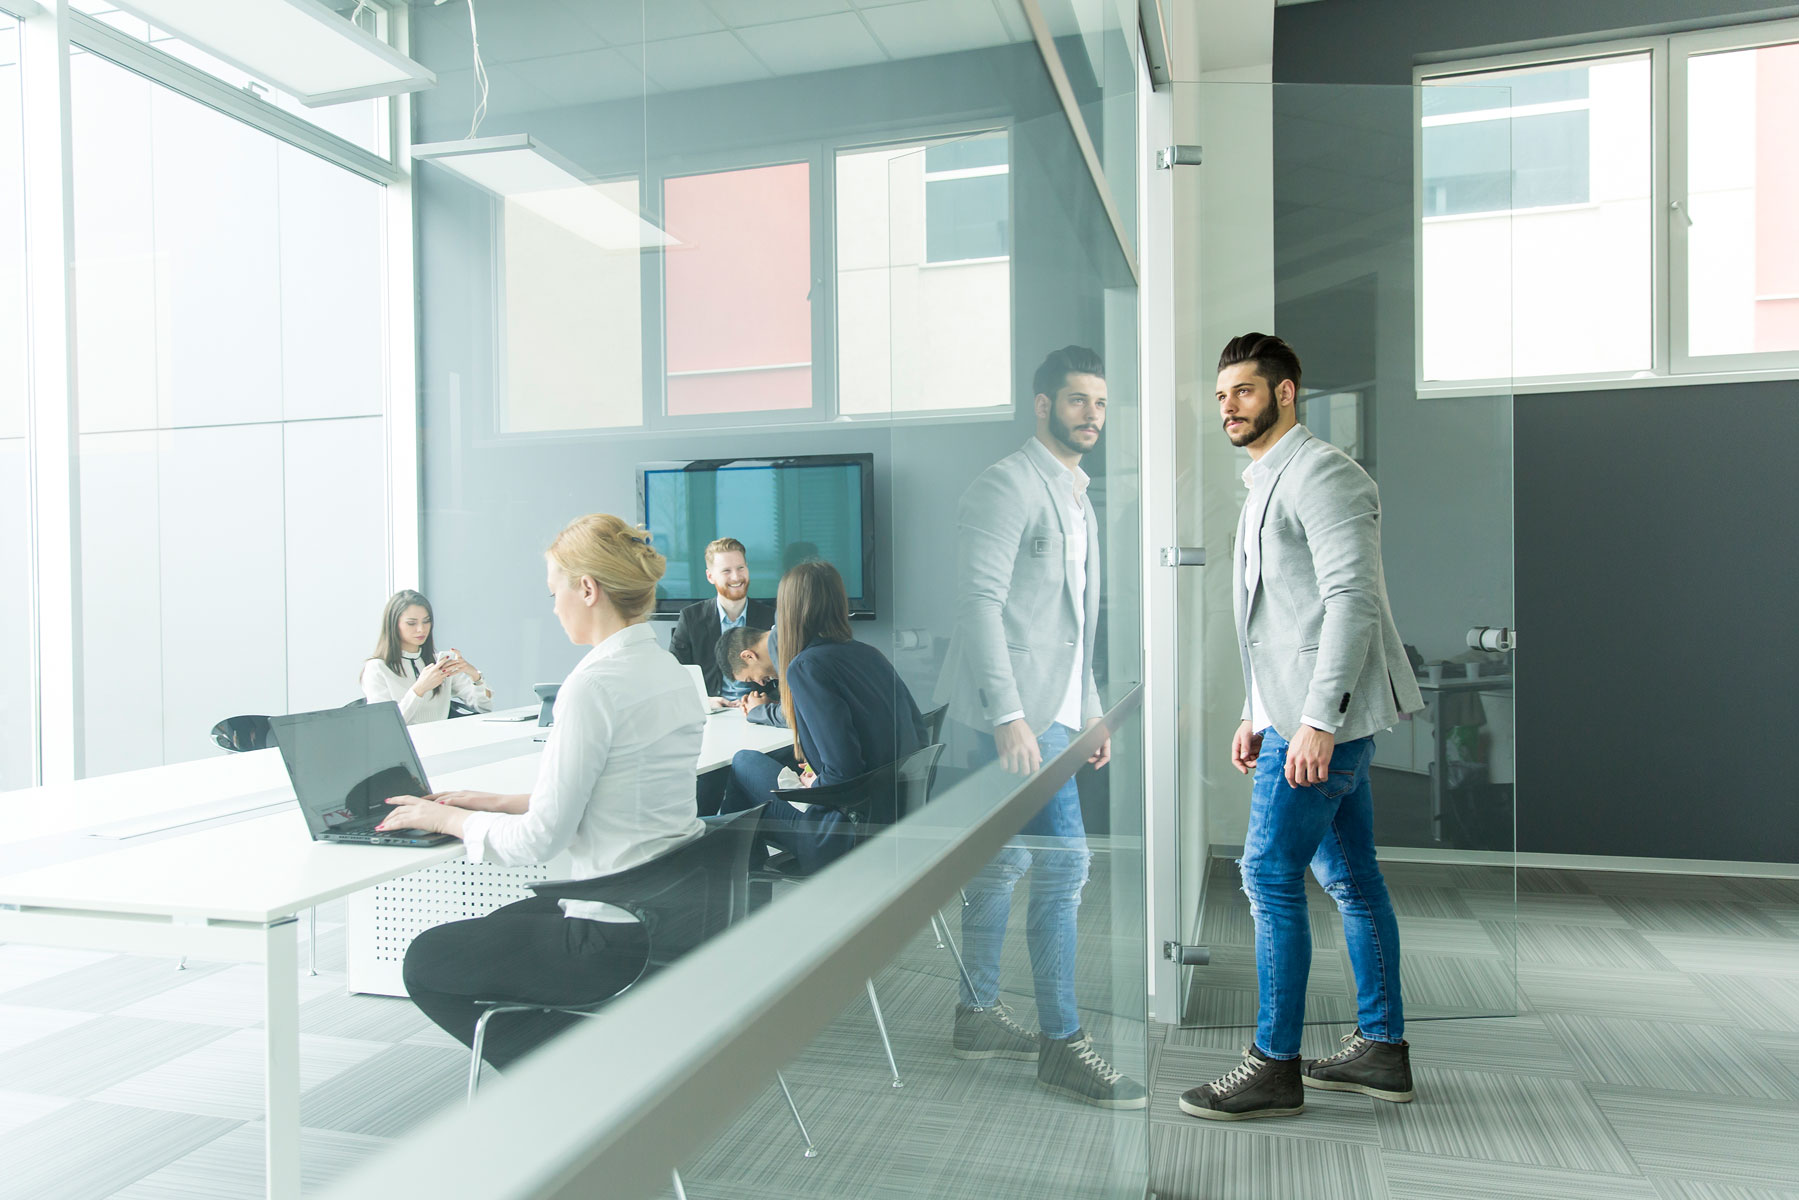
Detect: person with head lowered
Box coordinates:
(377, 514, 706, 1071)
(359, 589, 492, 723)
(716, 561, 927, 873)
(714, 624, 785, 727)
(670, 536, 774, 707)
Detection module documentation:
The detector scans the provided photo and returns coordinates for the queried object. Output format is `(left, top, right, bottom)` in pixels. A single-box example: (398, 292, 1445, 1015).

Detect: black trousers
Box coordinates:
(403, 896, 650, 1070)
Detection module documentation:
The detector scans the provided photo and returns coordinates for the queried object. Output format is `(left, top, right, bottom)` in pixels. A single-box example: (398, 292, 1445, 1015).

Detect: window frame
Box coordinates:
(1414, 18, 1799, 396)
(1668, 16, 1799, 376)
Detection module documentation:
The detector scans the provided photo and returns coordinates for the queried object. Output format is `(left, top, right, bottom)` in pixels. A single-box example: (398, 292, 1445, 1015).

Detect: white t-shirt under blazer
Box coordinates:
(360, 650, 493, 724)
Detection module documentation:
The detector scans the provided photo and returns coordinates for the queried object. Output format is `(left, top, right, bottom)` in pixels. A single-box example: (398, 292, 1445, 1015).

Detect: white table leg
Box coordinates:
(264, 917, 301, 1200)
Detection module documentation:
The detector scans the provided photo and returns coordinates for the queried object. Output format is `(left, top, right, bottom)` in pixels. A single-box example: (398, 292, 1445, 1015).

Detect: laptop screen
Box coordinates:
(269, 703, 431, 837)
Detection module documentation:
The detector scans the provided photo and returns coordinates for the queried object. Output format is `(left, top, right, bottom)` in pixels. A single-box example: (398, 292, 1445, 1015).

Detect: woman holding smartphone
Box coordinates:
(359, 589, 493, 724)
(377, 515, 706, 1070)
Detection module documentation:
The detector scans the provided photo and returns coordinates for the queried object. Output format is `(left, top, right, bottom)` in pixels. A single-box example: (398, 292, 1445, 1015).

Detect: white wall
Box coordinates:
(64, 52, 390, 779)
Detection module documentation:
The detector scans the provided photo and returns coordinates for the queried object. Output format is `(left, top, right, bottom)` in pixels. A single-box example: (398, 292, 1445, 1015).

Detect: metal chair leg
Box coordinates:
(865, 978, 902, 1089)
(959, 888, 970, 907)
(671, 1168, 688, 1200)
(937, 908, 978, 998)
(928, 912, 947, 949)
(307, 907, 318, 977)
(468, 1006, 502, 1103)
(775, 1070, 818, 1158)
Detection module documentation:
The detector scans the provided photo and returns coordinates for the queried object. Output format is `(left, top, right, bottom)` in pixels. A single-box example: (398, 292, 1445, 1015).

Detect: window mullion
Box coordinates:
(1654, 37, 1677, 376)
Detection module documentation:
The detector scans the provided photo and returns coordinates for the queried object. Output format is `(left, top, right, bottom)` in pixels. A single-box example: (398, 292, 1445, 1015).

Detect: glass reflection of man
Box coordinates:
(934, 345, 1146, 1109)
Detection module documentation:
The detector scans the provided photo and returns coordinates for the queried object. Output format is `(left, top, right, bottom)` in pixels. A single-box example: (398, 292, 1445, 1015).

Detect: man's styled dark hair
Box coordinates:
(1217, 332, 1302, 396)
(715, 624, 769, 682)
(1032, 345, 1105, 401)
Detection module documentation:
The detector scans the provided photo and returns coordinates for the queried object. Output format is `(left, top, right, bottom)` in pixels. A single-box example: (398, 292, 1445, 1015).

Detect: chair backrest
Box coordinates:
(921, 703, 948, 745)
(798, 743, 945, 830)
(527, 806, 763, 974)
(210, 714, 274, 753)
(343, 697, 369, 708)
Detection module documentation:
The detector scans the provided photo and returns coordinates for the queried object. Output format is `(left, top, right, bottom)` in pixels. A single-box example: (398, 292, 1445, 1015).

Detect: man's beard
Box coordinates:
(1049, 408, 1100, 456)
(1225, 401, 1280, 447)
(716, 581, 748, 601)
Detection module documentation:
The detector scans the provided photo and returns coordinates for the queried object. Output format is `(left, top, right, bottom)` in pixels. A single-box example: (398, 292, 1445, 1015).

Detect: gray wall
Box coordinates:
(408, 17, 1130, 709)
(1275, 0, 1799, 862)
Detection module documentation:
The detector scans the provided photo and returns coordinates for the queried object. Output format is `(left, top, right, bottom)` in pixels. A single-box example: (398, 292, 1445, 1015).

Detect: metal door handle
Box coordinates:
(1160, 547, 1205, 567)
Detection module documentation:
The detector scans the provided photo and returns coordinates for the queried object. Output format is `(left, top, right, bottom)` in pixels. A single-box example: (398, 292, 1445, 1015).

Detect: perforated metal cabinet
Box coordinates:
(345, 857, 569, 996)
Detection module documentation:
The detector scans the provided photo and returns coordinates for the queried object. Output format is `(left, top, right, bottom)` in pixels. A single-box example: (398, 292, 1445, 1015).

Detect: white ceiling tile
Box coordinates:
(523, 47, 650, 107)
(575, 0, 724, 45)
(706, 0, 853, 27)
(474, 0, 608, 63)
(734, 11, 887, 76)
(642, 30, 773, 91)
(860, 0, 1010, 60)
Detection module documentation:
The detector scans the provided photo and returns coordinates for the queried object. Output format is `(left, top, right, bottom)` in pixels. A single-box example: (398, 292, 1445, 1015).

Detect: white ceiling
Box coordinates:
(419, 0, 1041, 111)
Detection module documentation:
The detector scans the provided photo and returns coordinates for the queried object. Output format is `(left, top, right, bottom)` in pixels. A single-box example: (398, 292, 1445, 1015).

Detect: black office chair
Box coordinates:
(921, 703, 948, 746)
(750, 744, 973, 1090)
(342, 697, 368, 708)
(209, 714, 274, 753)
(462, 806, 817, 1162)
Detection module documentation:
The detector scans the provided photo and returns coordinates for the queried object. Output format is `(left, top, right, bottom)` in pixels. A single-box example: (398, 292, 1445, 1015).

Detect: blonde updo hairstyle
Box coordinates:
(545, 513, 666, 622)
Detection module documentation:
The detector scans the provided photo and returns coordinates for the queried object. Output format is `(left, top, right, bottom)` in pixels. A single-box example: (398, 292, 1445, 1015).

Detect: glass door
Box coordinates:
(1168, 80, 1519, 1032)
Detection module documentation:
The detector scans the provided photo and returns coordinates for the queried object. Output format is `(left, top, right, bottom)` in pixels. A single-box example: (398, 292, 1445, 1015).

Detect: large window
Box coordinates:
(0, 12, 29, 789)
(70, 49, 389, 775)
(1419, 18, 1799, 387)
(835, 131, 1012, 416)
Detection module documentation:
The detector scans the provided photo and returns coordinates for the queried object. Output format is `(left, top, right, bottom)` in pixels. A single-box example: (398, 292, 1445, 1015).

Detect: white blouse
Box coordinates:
(359, 651, 493, 724)
(460, 622, 706, 921)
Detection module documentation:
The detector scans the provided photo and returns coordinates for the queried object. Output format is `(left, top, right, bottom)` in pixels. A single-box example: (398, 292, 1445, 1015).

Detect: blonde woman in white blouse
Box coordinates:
(359, 589, 493, 723)
(378, 515, 704, 1070)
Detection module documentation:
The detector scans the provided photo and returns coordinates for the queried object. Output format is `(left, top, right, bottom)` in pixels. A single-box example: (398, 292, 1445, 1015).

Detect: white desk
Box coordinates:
(0, 706, 787, 1200)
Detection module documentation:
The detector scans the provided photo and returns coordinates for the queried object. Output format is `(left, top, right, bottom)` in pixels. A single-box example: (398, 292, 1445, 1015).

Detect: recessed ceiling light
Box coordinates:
(107, 0, 435, 106)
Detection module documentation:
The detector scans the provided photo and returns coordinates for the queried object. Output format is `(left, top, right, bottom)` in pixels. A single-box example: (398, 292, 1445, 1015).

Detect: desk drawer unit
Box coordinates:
(346, 861, 555, 995)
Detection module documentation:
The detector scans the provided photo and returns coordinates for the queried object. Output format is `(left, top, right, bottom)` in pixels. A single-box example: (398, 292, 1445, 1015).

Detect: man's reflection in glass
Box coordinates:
(933, 346, 1145, 1109)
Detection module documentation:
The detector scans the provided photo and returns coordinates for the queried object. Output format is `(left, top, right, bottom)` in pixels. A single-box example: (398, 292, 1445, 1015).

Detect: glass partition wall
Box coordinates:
(403, 1, 1148, 1196)
(1167, 81, 1519, 1035)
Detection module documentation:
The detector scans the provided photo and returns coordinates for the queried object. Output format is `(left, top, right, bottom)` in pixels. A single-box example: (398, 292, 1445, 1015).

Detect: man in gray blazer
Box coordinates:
(934, 345, 1146, 1110)
(1182, 333, 1425, 1123)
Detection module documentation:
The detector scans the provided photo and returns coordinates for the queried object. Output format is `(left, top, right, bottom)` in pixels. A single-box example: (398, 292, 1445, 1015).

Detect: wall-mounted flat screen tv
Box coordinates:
(638, 454, 876, 618)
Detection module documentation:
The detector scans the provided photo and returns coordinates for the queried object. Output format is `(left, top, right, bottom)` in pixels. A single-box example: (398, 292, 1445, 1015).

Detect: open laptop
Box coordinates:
(683, 663, 733, 717)
(268, 702, 456, 847)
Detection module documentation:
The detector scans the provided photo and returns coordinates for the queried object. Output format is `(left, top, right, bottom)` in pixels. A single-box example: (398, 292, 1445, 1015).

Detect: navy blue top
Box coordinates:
(785, 638, 927, 785)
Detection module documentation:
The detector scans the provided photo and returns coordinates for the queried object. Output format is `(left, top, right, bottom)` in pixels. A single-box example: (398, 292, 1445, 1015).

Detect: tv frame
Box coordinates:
(637, 452, 878, 620)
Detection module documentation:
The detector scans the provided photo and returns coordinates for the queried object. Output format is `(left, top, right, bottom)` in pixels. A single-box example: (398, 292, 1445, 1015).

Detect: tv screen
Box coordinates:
(639, 454, 876, 617)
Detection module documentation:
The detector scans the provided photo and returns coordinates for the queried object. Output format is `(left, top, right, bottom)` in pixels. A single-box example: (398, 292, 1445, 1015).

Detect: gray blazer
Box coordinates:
(935, 438, 1103, 736)
(1234, 427, 1424, 743)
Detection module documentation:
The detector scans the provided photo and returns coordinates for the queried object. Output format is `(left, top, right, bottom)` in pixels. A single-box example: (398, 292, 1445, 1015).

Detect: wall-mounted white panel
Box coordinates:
(69, 54, 159, 435)
(157, 424, 286, 764)
(283, 417, 387, 712)
(0, 439, 32, 789)
(277, 144, 384, 421)
(77, 431, 165, 778)
(150, 87, 281, 428)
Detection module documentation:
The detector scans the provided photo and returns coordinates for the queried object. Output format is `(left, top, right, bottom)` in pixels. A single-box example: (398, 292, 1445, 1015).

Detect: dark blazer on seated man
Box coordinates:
(670, 596, 775, 699)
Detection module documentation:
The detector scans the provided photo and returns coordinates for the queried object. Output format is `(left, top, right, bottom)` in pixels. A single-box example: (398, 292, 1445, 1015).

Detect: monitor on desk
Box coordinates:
(269, 702, 431, 837)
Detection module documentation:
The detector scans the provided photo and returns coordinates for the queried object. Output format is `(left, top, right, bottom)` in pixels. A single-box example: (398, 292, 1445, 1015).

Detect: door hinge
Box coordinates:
(1156, 144, 1203, 169)
(1160, 546, 1205, 567)
(1163, 940, 1210, 966)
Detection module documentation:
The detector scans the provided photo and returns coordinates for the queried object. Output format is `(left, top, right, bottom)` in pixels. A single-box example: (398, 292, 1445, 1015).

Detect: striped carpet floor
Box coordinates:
(0, 864, 1794, 1198)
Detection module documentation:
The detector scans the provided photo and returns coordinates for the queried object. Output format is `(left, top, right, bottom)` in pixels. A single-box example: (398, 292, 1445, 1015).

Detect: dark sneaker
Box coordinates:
(1302, 1030, 1414, 1102)
(1178, 1046, 1304, 1121)
(953, 1002, 1039, 1061)
(1037, 1030, 1149, 1109)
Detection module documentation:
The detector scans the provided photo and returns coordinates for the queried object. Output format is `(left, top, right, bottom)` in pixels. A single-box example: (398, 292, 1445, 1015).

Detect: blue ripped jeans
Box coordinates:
(1241, 726, 1404, 1059)
(958, 722, 1091, 1040)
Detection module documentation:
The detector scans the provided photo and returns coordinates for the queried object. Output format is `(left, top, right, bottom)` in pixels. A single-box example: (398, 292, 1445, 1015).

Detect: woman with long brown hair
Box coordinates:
(359, 589, 493, 723)
(718, 560, 928, 872)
